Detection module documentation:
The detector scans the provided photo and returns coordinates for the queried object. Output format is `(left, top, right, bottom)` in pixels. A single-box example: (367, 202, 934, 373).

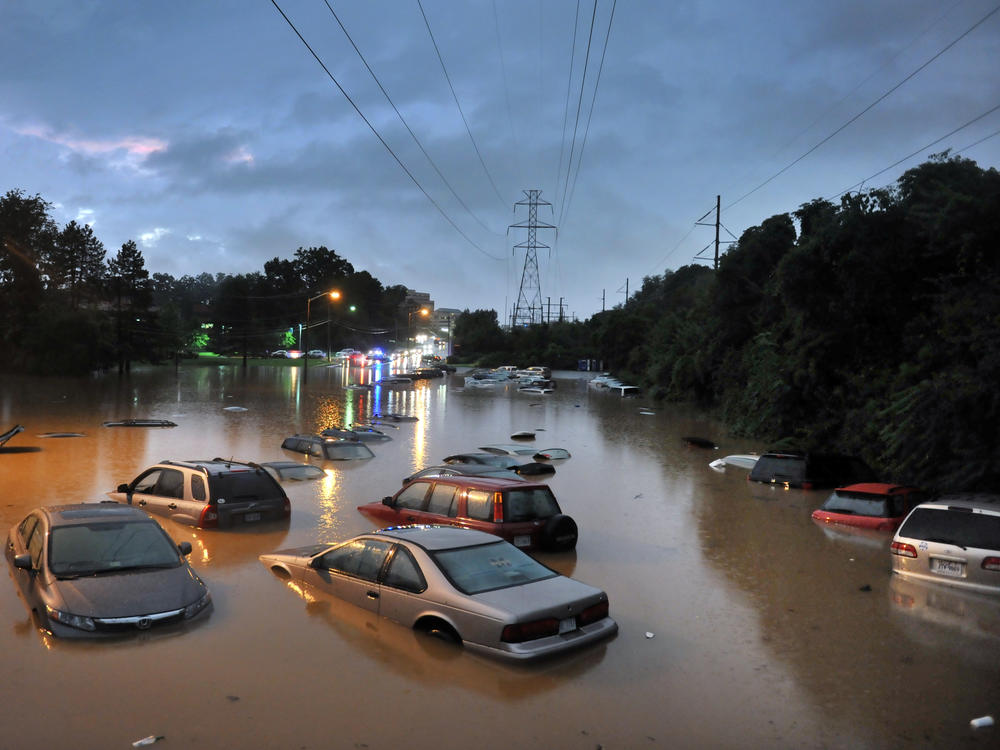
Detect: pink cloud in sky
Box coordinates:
(15, 123, 165, 157)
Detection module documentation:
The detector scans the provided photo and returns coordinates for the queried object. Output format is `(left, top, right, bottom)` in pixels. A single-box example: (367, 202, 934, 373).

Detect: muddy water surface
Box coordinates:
(1, 365, 997, 749)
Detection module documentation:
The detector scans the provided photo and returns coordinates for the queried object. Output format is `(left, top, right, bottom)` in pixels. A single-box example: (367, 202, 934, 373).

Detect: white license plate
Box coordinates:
(558, 617, 576, 634)
(243, 512, 262, 523)
(513, 535, 531, 547)
(931, 557, 965, 577)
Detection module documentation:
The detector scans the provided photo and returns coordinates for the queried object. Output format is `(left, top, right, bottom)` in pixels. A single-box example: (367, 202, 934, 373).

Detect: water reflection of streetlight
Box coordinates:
(304, 290, 341, 384)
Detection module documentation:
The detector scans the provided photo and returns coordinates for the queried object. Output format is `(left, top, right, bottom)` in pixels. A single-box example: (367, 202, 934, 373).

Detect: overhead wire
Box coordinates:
(554, 0, 582, 210)
(268, 0, 503, 261)
(320, 0, 500, 237)
(725, 2, 1000, 211)
(492, 0, 523, 180)
(416, 0, 509, 207)
(561, 0, 617, 226)
(557, 0, 599, 225)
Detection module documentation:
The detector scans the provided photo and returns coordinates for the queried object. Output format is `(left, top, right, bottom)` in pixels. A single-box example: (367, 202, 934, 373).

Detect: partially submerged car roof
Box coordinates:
(373, 525, 506, 550)
(404, 475, 542, 491)
(44, 503, 151, 526)
(834, 483, 920, 496)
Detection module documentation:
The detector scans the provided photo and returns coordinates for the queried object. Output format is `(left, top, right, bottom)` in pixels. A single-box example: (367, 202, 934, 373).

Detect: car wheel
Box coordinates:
(542, 514, 578, 551)
(417, 617, 461, 644)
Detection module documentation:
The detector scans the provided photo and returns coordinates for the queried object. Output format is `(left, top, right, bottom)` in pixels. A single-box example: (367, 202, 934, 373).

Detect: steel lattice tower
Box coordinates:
(508, 190, 555, 327)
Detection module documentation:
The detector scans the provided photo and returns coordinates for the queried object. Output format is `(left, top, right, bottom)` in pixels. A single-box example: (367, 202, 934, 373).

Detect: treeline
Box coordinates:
(452, 155, 1000, 490)
(0, 189, 410, 374)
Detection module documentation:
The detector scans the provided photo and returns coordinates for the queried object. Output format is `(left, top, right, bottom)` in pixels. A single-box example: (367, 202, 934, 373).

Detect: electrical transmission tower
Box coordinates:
(508, 189, 555, 327)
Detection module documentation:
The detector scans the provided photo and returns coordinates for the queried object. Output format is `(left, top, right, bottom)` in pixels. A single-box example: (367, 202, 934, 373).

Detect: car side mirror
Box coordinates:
(382, 496, 394, 506)
(13, 553, 33, 571)
(177, 542, 193, 556)
(117, 483, 130, 493)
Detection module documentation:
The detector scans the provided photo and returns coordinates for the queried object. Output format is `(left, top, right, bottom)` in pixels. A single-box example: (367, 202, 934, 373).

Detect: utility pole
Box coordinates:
(508, 190, 555, 327)
(696, 195, 723, 269)
(559, 297, 565, 323)
(601, 289, 605, 312)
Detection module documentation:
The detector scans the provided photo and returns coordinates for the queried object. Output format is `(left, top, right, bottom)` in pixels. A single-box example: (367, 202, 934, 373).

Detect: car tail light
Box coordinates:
(891, 541, 917, 558)
(493, 492, 503, 522)
(199, 505, 219, 528)
(983, 557, 1000, 572)
(577, 600, 609, 626)
(891, 592, 915, 608)
(501, 618, 560, 643)
(282, 496, 291, 517)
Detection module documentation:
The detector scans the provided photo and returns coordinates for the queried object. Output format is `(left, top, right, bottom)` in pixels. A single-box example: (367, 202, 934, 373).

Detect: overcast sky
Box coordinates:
(3, 1, 999, 321)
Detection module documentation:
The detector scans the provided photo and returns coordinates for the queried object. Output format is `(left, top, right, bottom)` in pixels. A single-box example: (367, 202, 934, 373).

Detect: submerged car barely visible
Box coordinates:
(5, 503, 212, 638)
(260, 525, 616, 661)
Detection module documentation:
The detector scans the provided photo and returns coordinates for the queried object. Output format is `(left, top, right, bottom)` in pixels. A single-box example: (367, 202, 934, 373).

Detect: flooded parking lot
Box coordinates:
(1, 365, 998, 749)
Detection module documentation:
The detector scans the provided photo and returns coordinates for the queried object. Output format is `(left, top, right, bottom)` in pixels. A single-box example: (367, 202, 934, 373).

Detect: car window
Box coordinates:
(382, 546, 426, 593)
(133, 469, 161, 494)
(154, 468, 185, 499)
(432, 541, 556, 594)
(317, 538, 393, 582)
(211, 472, 283, 502)
(324, 442, 374, 460)
(466, 489, 493, 521)
(17, 514, 39, 544)
(395, 483, 430, 511)
(191, 475, 207, 502)
(26, 519, 45, 568)
(898, 507, 1000, 549)
(503, 487, 560, 521)
(822, 491, 890, 518)
(427, 484, 458, 516)
(48, 521, 181, 576)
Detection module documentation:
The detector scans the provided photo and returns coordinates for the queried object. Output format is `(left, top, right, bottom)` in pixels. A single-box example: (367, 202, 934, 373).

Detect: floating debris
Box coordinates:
(102, 419, 177, 428)
(223, 406, 248, 412)
(970, 716, 994, 729)
(38, 432, 86, 438)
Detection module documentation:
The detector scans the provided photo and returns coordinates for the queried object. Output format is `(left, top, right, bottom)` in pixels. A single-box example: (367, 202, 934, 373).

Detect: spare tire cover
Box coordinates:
(542, 514, 578, 551)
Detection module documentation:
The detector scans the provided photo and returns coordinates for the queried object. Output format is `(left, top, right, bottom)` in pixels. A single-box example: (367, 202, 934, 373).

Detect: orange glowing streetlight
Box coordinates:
(303, 290, 341, 383)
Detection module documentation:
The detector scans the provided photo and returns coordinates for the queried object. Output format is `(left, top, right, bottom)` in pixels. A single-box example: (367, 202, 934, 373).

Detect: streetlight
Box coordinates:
(303, 290, 340, 383)
(408, 307, 429, 350)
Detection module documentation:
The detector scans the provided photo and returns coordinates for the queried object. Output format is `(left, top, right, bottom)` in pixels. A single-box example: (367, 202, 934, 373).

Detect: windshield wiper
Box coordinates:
(91, 563, 179, 575)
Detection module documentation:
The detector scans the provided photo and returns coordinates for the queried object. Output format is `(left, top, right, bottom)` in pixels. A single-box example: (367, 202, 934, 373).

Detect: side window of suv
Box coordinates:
(133, 470, 161, 494)
(191, 475, 207, 502)
(154, 468, 185, 499)
(466, 490, 493, 521)
(427, 484, 458, 516)
(396, 483, 430, 511)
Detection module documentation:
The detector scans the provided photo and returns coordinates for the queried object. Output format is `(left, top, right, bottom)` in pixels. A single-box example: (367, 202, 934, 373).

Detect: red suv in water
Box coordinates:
(357, 476, 577, 552)
(811, 483, 926, 532)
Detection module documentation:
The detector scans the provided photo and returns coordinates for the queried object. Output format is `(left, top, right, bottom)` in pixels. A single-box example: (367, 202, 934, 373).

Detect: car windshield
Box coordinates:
(898, 507, 1000, 549)
(502, 487, 560, 521)
(48, 521, 181, 577)
(821, 491, 891, 517)
(432, 541, 556, 595)
(212, 471, 283, 500)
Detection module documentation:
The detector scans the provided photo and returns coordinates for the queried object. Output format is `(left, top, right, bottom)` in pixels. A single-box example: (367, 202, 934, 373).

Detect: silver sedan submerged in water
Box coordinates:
(259, 526, 617, 660)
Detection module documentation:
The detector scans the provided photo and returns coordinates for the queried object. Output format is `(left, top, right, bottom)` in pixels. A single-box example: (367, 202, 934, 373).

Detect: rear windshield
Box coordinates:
(751, 456, 806, 482)
(821, 491, 892, 518)
(502, 487, 560, 521)
(322, 442, 374, 460)
(432, 541, 556, 594)
(211, 472, 284, 502)
(49, 521, 181, 577)
(898, 507, 1000, 550)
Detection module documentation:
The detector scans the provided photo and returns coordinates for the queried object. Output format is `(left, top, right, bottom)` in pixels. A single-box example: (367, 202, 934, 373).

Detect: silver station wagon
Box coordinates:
(891, 494, 1000, 595)
(260, 526, 617, 661)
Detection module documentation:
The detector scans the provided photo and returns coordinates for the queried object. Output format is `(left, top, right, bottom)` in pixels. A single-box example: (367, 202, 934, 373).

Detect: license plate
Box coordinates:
(558, 617, 576, 634)
(930, 557, 965, 577)
(243, 512, 262, 523)
(513, 535, 531, 547)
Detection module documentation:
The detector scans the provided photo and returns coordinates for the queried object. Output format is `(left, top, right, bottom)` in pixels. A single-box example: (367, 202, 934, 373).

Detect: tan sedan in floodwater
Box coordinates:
(259, 525, 617, 661)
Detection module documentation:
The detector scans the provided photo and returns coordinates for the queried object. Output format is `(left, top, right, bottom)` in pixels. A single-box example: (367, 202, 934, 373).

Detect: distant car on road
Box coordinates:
(306, 349, 327, 359)
(270, 350, 290, 358)
(5, 503, 212, 638)
(259, 525, 615, 660)
(357, 475, 577, 551)
(107, 459, 291, 528)
(891, 493, 1000, 595)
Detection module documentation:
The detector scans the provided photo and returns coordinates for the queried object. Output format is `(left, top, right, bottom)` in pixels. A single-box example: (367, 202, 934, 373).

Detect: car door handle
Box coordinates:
(167, 503, 178, 509)
(137, 499, 146, 506)
(366, 591, 379, 600)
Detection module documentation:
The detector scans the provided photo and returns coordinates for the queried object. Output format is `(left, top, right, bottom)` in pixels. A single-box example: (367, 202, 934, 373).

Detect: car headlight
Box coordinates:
(184, 591, 212, 619)
(45, 605, 96, 632)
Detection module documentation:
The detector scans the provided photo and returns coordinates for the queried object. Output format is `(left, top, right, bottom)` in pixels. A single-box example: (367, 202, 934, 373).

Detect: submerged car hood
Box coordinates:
(472, 575, 605, 618)
(51, 566, 206, 618)
(259, 544, 330, 564)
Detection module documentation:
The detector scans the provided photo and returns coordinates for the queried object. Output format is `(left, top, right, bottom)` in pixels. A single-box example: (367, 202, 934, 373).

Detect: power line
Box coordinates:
(554, 0, 582, 209)
(417, 0, 508, 207)
(320, 0, 499, 237)
(562, 0, 616, 226)
(829, 101, 1000, 199)
(726, 2, 1000, 211)
(268, 0, 502, 261)
(492, 0, 523, 180)
(557, 0, 599, 225)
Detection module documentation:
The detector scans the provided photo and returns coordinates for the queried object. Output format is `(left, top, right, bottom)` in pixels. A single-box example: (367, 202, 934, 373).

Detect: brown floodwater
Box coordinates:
(1, 363, 997, 749)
